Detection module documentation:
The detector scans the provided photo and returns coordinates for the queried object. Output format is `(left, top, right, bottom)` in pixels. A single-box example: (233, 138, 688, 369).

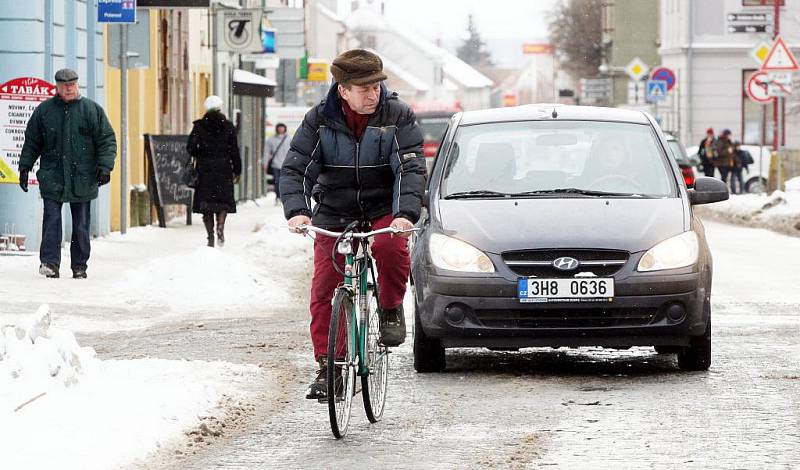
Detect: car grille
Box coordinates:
(474, 307, 657, 329)
(501, 249, 629, 278)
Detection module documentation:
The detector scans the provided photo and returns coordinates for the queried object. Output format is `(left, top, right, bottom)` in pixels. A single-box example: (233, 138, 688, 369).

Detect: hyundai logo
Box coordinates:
(553, 256, 580, 271)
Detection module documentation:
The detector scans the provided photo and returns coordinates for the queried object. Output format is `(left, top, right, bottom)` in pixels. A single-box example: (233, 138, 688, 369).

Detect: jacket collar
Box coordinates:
(321, 81, 393, 124)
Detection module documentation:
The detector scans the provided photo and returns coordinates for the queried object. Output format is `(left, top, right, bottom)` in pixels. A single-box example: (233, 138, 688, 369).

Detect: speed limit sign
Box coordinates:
(746, 72, 774, 103)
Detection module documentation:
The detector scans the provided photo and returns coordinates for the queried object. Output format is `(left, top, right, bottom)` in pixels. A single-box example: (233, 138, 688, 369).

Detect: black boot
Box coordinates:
(379, 305, 407, 347)
(215, 211, 227, 247)
(202, 213, 215, 247)
(306, 356, 328, 400)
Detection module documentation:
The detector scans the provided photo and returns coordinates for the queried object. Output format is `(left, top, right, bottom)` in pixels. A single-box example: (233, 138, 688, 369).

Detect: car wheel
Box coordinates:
(744, 176, 767, 194)
(413, 299, 446, 373)
(678, 316, 711, 371)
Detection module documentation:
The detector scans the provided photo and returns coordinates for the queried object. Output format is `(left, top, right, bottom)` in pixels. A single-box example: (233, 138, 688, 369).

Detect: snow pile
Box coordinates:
(1, 307, 263, 469)
(695, 190, 800, 237)
(786, 176, 800, 192)
(1, 305, 98, 413)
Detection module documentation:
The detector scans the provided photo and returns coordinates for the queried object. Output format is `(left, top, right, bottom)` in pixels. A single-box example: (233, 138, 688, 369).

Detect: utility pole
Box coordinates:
(772, 0, 781, 152)
(120, 23, 129, 235)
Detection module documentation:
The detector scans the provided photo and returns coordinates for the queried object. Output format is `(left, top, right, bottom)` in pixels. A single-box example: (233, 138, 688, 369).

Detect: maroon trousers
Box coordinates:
(309, 214, 410, 360)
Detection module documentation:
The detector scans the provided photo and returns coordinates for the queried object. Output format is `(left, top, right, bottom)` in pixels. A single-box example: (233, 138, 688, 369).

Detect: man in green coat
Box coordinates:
(18, 68, 117, 279)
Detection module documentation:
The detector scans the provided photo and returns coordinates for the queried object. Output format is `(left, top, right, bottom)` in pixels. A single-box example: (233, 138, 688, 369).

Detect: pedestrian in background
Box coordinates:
(187, 95, 242, 248)
(264, 122, 290, 204)
(697, 127, 717, 178)
(715, 129, 735, 185)
(732, 140, 754, 194)
(17, 68, 117, 279)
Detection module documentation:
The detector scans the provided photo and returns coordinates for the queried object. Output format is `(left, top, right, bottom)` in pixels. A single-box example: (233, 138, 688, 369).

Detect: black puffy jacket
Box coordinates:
(279, 83, 426, 228)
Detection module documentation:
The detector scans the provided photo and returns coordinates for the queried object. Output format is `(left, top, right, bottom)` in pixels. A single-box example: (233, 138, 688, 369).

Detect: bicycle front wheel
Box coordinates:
(362, 284, 389, 423)
(328, 288, 356, 439)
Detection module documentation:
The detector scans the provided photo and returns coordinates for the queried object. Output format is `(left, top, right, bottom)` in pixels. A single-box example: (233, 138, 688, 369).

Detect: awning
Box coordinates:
(232, 69, 276, 98)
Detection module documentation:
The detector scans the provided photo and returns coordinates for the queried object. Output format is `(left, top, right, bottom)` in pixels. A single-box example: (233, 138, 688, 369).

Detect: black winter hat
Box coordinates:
(330, 49, 387, 86)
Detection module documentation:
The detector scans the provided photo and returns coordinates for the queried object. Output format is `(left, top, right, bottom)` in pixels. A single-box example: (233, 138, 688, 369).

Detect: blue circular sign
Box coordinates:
(650, 67, 676, 91)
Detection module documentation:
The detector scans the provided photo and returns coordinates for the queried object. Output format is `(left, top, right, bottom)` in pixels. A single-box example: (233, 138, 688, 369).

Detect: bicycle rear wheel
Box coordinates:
(362, 284, 389, 422)
(328, 288, 356, 439)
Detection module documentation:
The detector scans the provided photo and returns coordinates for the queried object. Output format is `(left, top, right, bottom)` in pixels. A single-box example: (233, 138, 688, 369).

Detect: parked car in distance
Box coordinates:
(665, 133, 699, 188)
(686, 144, 770, 193)
(415, 108, 459, 173)
(411, 104, 730, 374)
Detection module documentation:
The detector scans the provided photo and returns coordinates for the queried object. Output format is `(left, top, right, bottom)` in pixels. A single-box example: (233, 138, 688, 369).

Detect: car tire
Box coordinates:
(744, 176, 767, 194)
(413, 300, 446, 373)
(678, 316, 711, 371)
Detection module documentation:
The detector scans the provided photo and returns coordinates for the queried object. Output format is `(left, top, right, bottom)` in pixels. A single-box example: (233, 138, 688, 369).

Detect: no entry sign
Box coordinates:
(0, 77, 56, 184)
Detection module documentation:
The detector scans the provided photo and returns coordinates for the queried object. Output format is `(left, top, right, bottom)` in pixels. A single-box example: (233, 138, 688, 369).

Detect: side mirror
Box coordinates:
(688, 177, 729, 205)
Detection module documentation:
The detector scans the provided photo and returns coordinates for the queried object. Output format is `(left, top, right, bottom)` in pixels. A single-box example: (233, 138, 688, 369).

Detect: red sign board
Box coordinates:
(0, 77, 57, 185)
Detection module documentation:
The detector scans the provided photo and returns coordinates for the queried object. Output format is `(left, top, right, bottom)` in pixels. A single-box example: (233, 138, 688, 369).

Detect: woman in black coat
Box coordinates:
(187, 95, 242, 247)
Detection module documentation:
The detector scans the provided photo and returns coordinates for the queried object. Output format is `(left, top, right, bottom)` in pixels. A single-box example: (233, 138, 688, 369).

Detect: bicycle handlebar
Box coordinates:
(297, 224, 419, 238)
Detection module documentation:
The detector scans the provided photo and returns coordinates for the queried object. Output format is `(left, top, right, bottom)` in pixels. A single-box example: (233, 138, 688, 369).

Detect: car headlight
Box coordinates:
(429, 233, 495, 273)
(637, 231, 699, 272)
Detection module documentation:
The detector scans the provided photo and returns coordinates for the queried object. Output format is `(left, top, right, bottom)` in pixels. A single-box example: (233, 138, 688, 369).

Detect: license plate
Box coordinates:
(517, 278, 614, 303)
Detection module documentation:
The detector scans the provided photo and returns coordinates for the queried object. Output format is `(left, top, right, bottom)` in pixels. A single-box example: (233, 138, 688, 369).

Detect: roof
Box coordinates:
(458, 104, 652, 126)
(233, 69, 277, 87)
(345, 7, 493, 90)
(371, 50, 430, 92)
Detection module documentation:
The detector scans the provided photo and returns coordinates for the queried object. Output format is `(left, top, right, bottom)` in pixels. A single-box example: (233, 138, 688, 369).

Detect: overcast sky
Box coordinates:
(338, 0, 561, 67)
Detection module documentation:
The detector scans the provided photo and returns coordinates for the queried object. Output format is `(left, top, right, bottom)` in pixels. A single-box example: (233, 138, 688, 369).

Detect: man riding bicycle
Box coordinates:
(281, 49, 426, 400)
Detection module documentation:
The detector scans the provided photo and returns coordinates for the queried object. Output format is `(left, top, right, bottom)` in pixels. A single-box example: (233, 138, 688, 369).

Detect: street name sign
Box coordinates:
(646, 80, 667, 103)
(760, 36, 799, 72)
(625, 57, 649, 81)
(98, 0, 137, 23)
(0, 77, 56, 185)
(746, 72, 774, 103)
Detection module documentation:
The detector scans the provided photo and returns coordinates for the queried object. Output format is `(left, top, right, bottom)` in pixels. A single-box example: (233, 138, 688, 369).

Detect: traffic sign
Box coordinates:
(746, 72, 774, 103)
(645, 80, 667, 103)
(98, 0, 137, 24)
(650, 67, 676, 91)
(750, 41, 771, 66)
(767, 72, 793, 97)
(625, 57, 649, 81)
(760, 36, 799, 72)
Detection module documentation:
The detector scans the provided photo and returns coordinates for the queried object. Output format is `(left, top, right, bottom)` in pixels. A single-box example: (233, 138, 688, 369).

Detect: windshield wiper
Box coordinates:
(509, 188, 646, 198)
(443, 190, 510, 199)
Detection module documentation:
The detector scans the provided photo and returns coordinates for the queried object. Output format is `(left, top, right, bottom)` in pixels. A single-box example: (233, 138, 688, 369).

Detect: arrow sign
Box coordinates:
(761, 36, 799, 72)
(746, 72, 774, 103)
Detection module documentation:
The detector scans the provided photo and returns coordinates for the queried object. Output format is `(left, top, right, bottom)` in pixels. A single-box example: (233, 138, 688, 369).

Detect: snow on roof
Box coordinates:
(233, 69, 277, 87)
(316, 2, 345, 26)
(345, 7, 493, 90)
(370, 50, 430, 92)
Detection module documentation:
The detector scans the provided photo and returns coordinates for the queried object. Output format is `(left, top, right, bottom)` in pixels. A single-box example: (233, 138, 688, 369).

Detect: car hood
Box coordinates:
(437, 198, 686, 254)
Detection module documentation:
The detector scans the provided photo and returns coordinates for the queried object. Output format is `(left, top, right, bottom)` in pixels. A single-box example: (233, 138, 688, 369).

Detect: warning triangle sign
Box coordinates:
(761, 36, 799, 72)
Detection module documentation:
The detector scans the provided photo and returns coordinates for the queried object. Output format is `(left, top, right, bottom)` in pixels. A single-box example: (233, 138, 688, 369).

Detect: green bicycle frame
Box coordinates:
(343, 248, 378, 377)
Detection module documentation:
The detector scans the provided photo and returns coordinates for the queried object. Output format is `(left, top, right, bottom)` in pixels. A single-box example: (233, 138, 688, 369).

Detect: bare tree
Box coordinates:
(456, 13, 493, 67)
(548, 0, 604, 80)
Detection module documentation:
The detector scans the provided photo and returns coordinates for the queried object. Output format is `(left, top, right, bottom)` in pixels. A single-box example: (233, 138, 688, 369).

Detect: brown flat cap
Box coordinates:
(330, 49, 387, 86)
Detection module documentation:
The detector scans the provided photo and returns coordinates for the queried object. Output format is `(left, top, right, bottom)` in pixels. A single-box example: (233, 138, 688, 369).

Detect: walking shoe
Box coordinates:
(306, 356, 328, 400)
(378, 305, 406, 347)
(39, 263, 59, 278)
(72, 267, 87, 279)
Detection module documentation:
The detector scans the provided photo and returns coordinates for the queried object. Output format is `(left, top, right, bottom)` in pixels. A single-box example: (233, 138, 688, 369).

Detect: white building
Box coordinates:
(659, 0, 800, 148)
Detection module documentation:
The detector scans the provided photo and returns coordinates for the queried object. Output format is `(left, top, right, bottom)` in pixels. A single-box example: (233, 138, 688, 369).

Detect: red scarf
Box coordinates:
(341, 99, 370, 141)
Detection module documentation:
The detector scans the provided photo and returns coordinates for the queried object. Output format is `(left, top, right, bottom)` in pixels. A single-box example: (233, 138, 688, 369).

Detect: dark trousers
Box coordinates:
(41, 199, 91, 270)
(731, 167, 744, 194)
(271, 166, 282, 199)
(718, 167, 731, 184)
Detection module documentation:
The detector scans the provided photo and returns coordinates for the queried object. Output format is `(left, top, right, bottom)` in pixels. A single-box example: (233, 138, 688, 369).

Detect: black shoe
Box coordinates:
(72, 267, 87, 279)
(207, 236, 214, 248)
(379, 305, 406, 347)
(306, 357, 328, 400)
(39, 263, 59, 278)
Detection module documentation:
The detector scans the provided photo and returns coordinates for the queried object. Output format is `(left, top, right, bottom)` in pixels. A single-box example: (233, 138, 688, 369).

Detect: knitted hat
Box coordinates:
(204, 95, 223, 112)
(330, 49, 387, 86)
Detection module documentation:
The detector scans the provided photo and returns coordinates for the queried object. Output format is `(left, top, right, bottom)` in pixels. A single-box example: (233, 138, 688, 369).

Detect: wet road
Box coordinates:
(88, 221, 799, 469)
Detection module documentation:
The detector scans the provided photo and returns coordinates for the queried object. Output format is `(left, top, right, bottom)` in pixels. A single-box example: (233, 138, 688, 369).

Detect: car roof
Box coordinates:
(457, 104, 652, 126)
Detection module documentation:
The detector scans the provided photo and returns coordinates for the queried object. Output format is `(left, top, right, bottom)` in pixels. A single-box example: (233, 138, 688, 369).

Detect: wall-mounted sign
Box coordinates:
(216, 9, 263, 53)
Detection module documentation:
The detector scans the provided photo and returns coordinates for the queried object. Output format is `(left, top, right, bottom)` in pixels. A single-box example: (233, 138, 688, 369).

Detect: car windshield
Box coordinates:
(441, 120, 677, 198)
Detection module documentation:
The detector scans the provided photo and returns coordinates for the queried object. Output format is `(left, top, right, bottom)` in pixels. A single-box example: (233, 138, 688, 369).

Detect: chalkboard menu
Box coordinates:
(145, 134, 193, 227)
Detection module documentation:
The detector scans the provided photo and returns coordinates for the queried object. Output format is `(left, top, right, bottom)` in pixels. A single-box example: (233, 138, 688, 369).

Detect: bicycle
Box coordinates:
(299, 221, 417, 438)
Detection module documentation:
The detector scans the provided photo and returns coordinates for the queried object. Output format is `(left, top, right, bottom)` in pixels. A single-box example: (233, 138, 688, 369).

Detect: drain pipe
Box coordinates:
(686, 1, 694, 144)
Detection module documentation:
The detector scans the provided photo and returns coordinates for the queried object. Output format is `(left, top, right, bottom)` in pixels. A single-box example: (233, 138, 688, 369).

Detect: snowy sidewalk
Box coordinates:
(0, 196, 311, 469)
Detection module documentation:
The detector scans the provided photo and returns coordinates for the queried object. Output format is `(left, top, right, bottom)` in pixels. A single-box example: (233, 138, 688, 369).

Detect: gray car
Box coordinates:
(411, 105, 729, 373)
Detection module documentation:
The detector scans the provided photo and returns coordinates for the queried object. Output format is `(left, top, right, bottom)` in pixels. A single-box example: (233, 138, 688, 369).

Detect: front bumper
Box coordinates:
(415, 271, 709, 349)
